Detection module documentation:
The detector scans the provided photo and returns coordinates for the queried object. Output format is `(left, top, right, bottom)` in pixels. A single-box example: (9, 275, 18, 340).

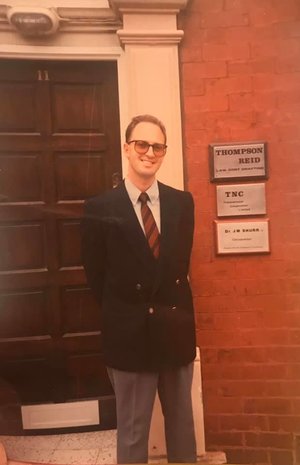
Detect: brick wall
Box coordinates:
(179, 0, 300, 464)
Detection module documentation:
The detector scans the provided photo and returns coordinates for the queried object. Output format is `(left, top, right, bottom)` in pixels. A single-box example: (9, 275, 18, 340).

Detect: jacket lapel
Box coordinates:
(151, 182, 180, 295)
(112, 182, 156, 270)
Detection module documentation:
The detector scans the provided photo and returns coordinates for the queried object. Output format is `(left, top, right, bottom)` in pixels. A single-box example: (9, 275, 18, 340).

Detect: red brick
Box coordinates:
(206, 431, 244, 446)
(225, 0, 273, 13)
(212, 313, 245, 330)
(260, 311, 287, 329)
(292, 399, 300, 412)
(233, 91, 278, 111)
(286, 296, 300, 313)
(248, 11, 275, 28)
(271, 0, 300, 21)
(197, 329, 242, 347)
(186, 0, 224, 13)
(244, 398, 291, 415)
(216, 347, 266, 363)
(180, 47, 203, 64)
(200, 11, 249, 28)
(245, 431, 293, 449)
(252, 58, 277, 73)
(225, 447, 269, 464)
(181, 74, 205, 97)
(216, 380, 267, 397)
(240, 329, 290, 346)
(220, 413, 269, 432)
(192, 261, 236, 279)
(234, 278, 286, 296)
(269, 415, 300, 432)
(201, 26, 252, 43)
(236, 294, 287, 313)
(203, 42, 250, 61)
(184, 94, 228, 112)
(233, 311, 262, 329)
(270, 450, 294, 465)
(193, 294, 239, 313)
(241, 364, 288, 380)
(206, 76, 252, 94)
(229, 92, 254, 111)
(204, 414, 221, 432)
(182, 61, 227, 79)
(235, 259, 286, 279)
(266, 347, 300, 364)
(205, 394, 244, 414)
(286, 312, 300, 328)
(200, 110, 255, 130)
(200, 348, 219, 364)
(228, 61, 253, 75)
(229, 125, 281, 142)
(253, 73, 300, 91)
(273, 20, 300, 39)
(278, 89, 300, 106)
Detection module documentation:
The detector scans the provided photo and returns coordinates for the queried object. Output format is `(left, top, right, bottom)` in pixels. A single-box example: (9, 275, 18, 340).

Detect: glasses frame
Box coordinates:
(127, 140, 167, 157)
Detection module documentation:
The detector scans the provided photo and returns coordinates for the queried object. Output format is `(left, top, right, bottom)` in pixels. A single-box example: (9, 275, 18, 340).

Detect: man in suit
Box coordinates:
(82, 114, 197, 463)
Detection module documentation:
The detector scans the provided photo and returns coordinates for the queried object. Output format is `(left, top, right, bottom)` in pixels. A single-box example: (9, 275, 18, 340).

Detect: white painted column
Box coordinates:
(113, 1, 187, 189)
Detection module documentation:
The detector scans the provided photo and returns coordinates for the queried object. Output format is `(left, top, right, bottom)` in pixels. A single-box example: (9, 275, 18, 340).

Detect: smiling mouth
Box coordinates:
(141, 158, 155, 165)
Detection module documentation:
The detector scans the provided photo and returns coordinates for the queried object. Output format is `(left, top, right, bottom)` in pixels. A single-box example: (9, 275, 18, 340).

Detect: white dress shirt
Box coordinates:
(124, 178, 161, 234)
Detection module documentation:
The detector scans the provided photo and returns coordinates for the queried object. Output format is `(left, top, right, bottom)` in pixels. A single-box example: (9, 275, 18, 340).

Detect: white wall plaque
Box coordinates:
(217, 183, 266, 217)
(215, 219, 270, 255)
(210, 141, 267, 181)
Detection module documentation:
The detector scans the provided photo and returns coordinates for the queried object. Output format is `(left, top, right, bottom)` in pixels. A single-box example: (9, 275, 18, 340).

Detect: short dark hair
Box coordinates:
(125, 114, 167, 143)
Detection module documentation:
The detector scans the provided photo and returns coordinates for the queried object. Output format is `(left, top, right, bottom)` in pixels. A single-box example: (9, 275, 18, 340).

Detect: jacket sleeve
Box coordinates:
(81, 199, 107, 305)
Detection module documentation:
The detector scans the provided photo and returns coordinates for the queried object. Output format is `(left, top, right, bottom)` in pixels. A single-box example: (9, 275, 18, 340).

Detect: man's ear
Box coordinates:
(123, 142, 130, 158)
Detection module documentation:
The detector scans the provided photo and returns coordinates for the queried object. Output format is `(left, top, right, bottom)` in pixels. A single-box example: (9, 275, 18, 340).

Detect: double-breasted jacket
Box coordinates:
(81, 181, 196, 371)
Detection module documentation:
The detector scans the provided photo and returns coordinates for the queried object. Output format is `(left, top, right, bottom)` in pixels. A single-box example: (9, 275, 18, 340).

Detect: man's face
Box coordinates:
(124, 122, 166, 183)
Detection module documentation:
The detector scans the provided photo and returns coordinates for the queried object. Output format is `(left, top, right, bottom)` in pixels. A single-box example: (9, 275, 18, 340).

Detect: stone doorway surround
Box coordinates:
(0, 0, 188, 188)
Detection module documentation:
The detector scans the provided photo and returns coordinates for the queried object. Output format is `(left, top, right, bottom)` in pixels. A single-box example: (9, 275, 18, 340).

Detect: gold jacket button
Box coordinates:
(171, 306, 177, 310)
(148, 307, 154, 314)
(176, 279, 180, 285)
(136, 283, 142, 291)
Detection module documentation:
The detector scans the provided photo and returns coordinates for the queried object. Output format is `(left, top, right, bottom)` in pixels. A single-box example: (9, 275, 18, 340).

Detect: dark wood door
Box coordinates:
(0, 60, 121, 410)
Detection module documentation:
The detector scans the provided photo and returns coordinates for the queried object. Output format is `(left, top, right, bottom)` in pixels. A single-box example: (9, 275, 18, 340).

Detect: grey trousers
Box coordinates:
(108, 363, 197, 464)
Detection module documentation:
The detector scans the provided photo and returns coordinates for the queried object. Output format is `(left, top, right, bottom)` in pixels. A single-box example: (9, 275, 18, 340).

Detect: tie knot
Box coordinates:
(139, 192, 149, 205)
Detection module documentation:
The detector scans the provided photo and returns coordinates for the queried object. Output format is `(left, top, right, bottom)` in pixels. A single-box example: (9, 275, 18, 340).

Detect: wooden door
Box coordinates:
(0, 60, 121, 417)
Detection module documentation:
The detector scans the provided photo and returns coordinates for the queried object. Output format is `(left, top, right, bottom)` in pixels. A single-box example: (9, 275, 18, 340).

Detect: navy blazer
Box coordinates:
(81, 181, 196, 371)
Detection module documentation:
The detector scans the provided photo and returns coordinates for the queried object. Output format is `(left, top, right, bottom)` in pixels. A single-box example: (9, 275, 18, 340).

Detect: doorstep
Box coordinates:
(0, 442, 7, 465)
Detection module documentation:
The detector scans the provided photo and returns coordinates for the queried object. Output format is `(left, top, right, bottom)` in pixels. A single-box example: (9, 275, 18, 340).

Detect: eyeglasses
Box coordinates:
(127, 140, 167, 157)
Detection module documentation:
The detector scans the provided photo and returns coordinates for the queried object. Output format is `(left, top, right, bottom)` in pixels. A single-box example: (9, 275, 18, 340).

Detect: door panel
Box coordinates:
(0, 60, 121, 420)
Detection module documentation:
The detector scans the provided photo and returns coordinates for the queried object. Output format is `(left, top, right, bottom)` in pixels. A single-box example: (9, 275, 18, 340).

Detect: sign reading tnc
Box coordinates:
(217, 183, 266, 217)
(209, 141, 268, 182)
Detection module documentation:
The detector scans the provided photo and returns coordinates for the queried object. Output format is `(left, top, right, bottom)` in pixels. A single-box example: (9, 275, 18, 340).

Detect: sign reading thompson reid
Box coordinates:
(217, 183, 266, 217)
(215, 219, 270, 255)
(210, 141, 267, 181)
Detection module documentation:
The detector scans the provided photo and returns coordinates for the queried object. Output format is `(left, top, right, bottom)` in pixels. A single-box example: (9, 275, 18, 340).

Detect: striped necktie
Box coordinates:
(139, 192, 160, 259)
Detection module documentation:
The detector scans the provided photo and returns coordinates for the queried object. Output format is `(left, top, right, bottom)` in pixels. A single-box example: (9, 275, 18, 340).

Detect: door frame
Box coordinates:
(0, 0, 187, 189)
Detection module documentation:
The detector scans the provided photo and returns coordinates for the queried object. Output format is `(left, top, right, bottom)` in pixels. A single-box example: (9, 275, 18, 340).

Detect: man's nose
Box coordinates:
(145, 145, 155, 157)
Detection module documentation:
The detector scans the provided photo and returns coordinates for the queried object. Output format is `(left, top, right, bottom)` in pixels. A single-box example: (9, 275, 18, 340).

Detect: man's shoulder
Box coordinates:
(158, 181, 193, 201)
(85, 183, 125, 207)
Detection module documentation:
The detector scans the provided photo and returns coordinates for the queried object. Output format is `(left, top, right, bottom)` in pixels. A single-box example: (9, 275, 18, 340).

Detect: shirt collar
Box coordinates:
(125, 178, 159, 206)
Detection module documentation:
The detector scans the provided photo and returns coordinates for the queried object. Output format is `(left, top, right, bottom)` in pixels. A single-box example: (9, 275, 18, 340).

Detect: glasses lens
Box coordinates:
(134, 140, 150, 154)
(132, 140, 167, 157)
(153, 144, 166, 156)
